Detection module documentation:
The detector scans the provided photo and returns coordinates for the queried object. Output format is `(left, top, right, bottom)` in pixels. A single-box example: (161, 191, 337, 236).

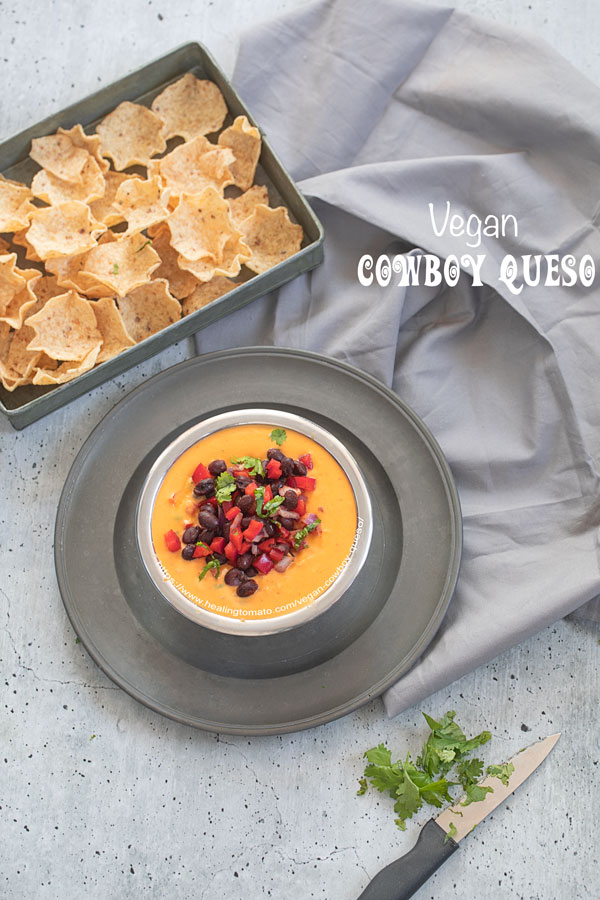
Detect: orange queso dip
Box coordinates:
(151, 424, 358, 621)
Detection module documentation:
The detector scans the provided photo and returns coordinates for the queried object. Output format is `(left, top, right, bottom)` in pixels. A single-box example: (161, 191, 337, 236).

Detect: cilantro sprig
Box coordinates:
(270, 428, 287, 446)
(215, 471, 236, 504)
(293, 518, 321, 549)
(358, 710, 501, 831)
(198, 559, 221, 581)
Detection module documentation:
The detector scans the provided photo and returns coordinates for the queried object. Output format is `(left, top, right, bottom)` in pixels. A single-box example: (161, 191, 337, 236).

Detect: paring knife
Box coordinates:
(356, 732, 560, 900)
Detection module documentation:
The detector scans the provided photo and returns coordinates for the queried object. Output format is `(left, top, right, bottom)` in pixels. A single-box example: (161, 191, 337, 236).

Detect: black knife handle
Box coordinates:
(356, 819, 458, 900)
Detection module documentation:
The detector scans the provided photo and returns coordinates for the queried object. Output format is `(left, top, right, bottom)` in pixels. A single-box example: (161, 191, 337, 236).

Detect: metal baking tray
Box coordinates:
(0, 42, 324, 429)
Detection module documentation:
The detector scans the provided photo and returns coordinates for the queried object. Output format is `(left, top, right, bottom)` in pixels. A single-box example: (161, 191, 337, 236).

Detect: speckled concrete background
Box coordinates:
(1, 1, 599, 898)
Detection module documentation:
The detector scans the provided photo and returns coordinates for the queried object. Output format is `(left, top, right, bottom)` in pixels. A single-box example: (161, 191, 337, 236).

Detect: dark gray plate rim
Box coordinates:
(55, 347, 462, 735)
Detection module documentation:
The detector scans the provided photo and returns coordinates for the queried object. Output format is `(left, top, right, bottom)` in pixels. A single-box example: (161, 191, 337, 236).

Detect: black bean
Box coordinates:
(283, 490, 298, 510)
(182, 525, 201, 544)
(293, 460, 308, 476)
(198, 510, 219, 531)
(263, 520, 276, 538)
(237, 552, 252, 571)
(208, 459, 227, 476)
(245, 565, 258, 578)
(237, 494, 255, 515)
(235, 475, 252, 491)
(224, 568, 246, 587)
(266, 448, 284, 461)
(279, 516, 295, 530)
(280, 457, 295, 477)
(222, 522, 230, 542)
(270, 478, 285, 493)
(181, 544, 196, 560)
(237, 579, 258, 598)
(200, 502, 215, 514)
(194, 477, 215, 497)
(198, 529, 214, 545)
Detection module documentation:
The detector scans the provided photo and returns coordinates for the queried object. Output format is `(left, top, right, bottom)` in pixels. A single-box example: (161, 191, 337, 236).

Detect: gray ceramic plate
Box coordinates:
(55, 348, 461, 735)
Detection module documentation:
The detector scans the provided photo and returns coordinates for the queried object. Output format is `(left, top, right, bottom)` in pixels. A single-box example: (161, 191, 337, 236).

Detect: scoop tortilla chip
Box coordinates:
(30, 133, 89, 183)
(11, 228, 42, 262)
(32, 343, 101, 385)
(218, 116, 261, 192)
(89, 172, 141, 227)
(238, 205, 303, 274)
(31, 156, 105, 206)
(26, 201, 106, 261)
(25, 290, 102, 361)
(182, 276, 236, 316)
(158, 137, 234, 198)
(31, 274, 66, 304)
(229, 185, 269, 226)
(57, 124, 110, 174)
(0, 312, 44, 391)
(151, 73, 227, 141)
(0, 253, 26, 311)
(149, 226, 198, 300)
(0, 274, 41, 329)
(0, 176, 35, 232)
(45, 231, 117, 295)
(91, 296, 136, 363)
(80, 232, 161, 298)
(117, 279, 181, 343)
(96, 101, 166, 170)
(167, 188, 235, 263)
(0, 238, 10, 254)
(114, 176, 170, 235)
(178, 233, 250, 282)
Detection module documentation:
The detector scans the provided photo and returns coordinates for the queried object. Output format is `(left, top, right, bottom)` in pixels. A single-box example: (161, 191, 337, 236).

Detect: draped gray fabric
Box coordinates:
(194, 0, 600, 716)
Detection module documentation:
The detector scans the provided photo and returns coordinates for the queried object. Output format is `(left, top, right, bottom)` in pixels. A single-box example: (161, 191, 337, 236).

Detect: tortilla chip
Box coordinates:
(0, 238, 10, 254)
(0, 253, 26, 311)
(167, 188, 235, 263)
(91, 296, 136, 363)
(238, 205, 303, 274)
(0, 312, 44, 391)
(0, 274, 41, 329)
(31, 156, 105, 206)
(89, 172, 141, 227)
(178, 232, 250, 282)
(30, 133, 89, 183)
(11, 228, 42, 262)
(229, 185, 269, 226)
(96, 101, 166, 170)
(117, 279, 181, 343)
(31, 274, 66, 304)
(149, 226, 199, 299)
(114, 176, 171, 235)
(32, 343, 101, 385)
(57, 124, 110, 174)
(0, 176, 36, 232)
(151, 73, 227, 141)
(182, 276, 236, 316)
(218, 116, 261, 192)
(79, 232, 161, 297)
(157, 137, 234, 198)
(25, 290, 102, 361)
(26, 201, 106, 261)
(45, 231, 117, 294)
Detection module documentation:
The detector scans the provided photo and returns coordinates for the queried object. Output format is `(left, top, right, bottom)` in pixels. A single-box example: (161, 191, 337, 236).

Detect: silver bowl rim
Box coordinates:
(136, 408, 373, 636)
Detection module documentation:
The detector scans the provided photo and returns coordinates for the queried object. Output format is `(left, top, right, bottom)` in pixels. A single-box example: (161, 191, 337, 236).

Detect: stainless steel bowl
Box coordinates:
(136, 409, 373, 637)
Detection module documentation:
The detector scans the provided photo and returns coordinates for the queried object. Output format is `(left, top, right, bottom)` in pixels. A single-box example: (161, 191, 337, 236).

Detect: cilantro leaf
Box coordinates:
(393, 767, 422, 827)
(417, 710, 491, 777)
(263, 495, 285, 516)
(456, 757, 484, 789)
(356, 778, 368, 796)
(270, 428, 287, 446)
(486, 762, 514, 786)
(461, 783, 494, 806)
(198, 559, 221, 582)
(231, 455, 264, 478)
(294, 518, 321, 549)
(254, 485, 265, 516)
(444, 821, 458, 844)
(215, 471, 236, 503)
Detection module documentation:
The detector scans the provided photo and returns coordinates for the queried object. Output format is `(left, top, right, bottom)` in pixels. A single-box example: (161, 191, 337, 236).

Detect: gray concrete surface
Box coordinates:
(1, 1, 599, 898)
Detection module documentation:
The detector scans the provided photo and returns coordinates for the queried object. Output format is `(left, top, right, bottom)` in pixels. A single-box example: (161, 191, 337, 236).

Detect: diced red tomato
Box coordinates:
(285, 476, 297, 489)
(264, 484, 273, 502)
(269, 548, 285, 563)
(192, 462, 210, 482)
(232, 467, 251, 477)
(296, 498, 306, 516)
(243, 519, 264, 541)
(230, 527, 243, 553)
(222, 500, 234, 514)
(209, 537, 226, 554)
(254, 553, 274, 575)
(266, 458, 282, 479)
(244, 481, 258, 495)
(164, 529, 181, 552)
(224, 541, 238, 564)
(192, 543, 210, 558)
(225, 505, 241, 521)
(299, 453, 313, 470)
(240, 541, 251, 554)
(258, 538, 276, 553)
(292, 475, 316, 491)
(276, 526, 291, 541)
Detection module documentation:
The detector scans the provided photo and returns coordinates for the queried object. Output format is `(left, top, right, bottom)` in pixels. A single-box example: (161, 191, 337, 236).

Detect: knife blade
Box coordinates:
(356, 732, 560, 900)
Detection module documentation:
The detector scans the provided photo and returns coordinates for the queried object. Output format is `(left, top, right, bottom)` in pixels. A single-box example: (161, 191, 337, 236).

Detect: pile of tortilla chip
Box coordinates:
(0, 73, 303, 392)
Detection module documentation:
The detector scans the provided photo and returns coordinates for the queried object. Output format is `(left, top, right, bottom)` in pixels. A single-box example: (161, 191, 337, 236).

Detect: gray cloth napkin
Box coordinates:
(194, 0, 600, 716)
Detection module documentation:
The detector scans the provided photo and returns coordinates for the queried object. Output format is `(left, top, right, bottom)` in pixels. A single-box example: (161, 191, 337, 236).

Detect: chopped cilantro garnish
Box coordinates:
(90, 734, 96, 741)
(293, 518, 321, 549)
(263, 495, 285, 516)
(112, 263, 119, 275)
(270, 428, 287, 446)
(198, 559, 221, 582)
(486, 762, 514, 786)
(444, 821, 457, 844)
(231, 455, 264, 478)
(461, 783, 494, 806)
(356, 778, 368, 796)
(215, 471, 236, 503)
(254, 485, 265, 516)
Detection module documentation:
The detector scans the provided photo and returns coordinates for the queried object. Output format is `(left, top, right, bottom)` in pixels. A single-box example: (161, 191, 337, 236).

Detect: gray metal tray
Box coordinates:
(0, 43, 324, 429)
(55, 348, 462, 736)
